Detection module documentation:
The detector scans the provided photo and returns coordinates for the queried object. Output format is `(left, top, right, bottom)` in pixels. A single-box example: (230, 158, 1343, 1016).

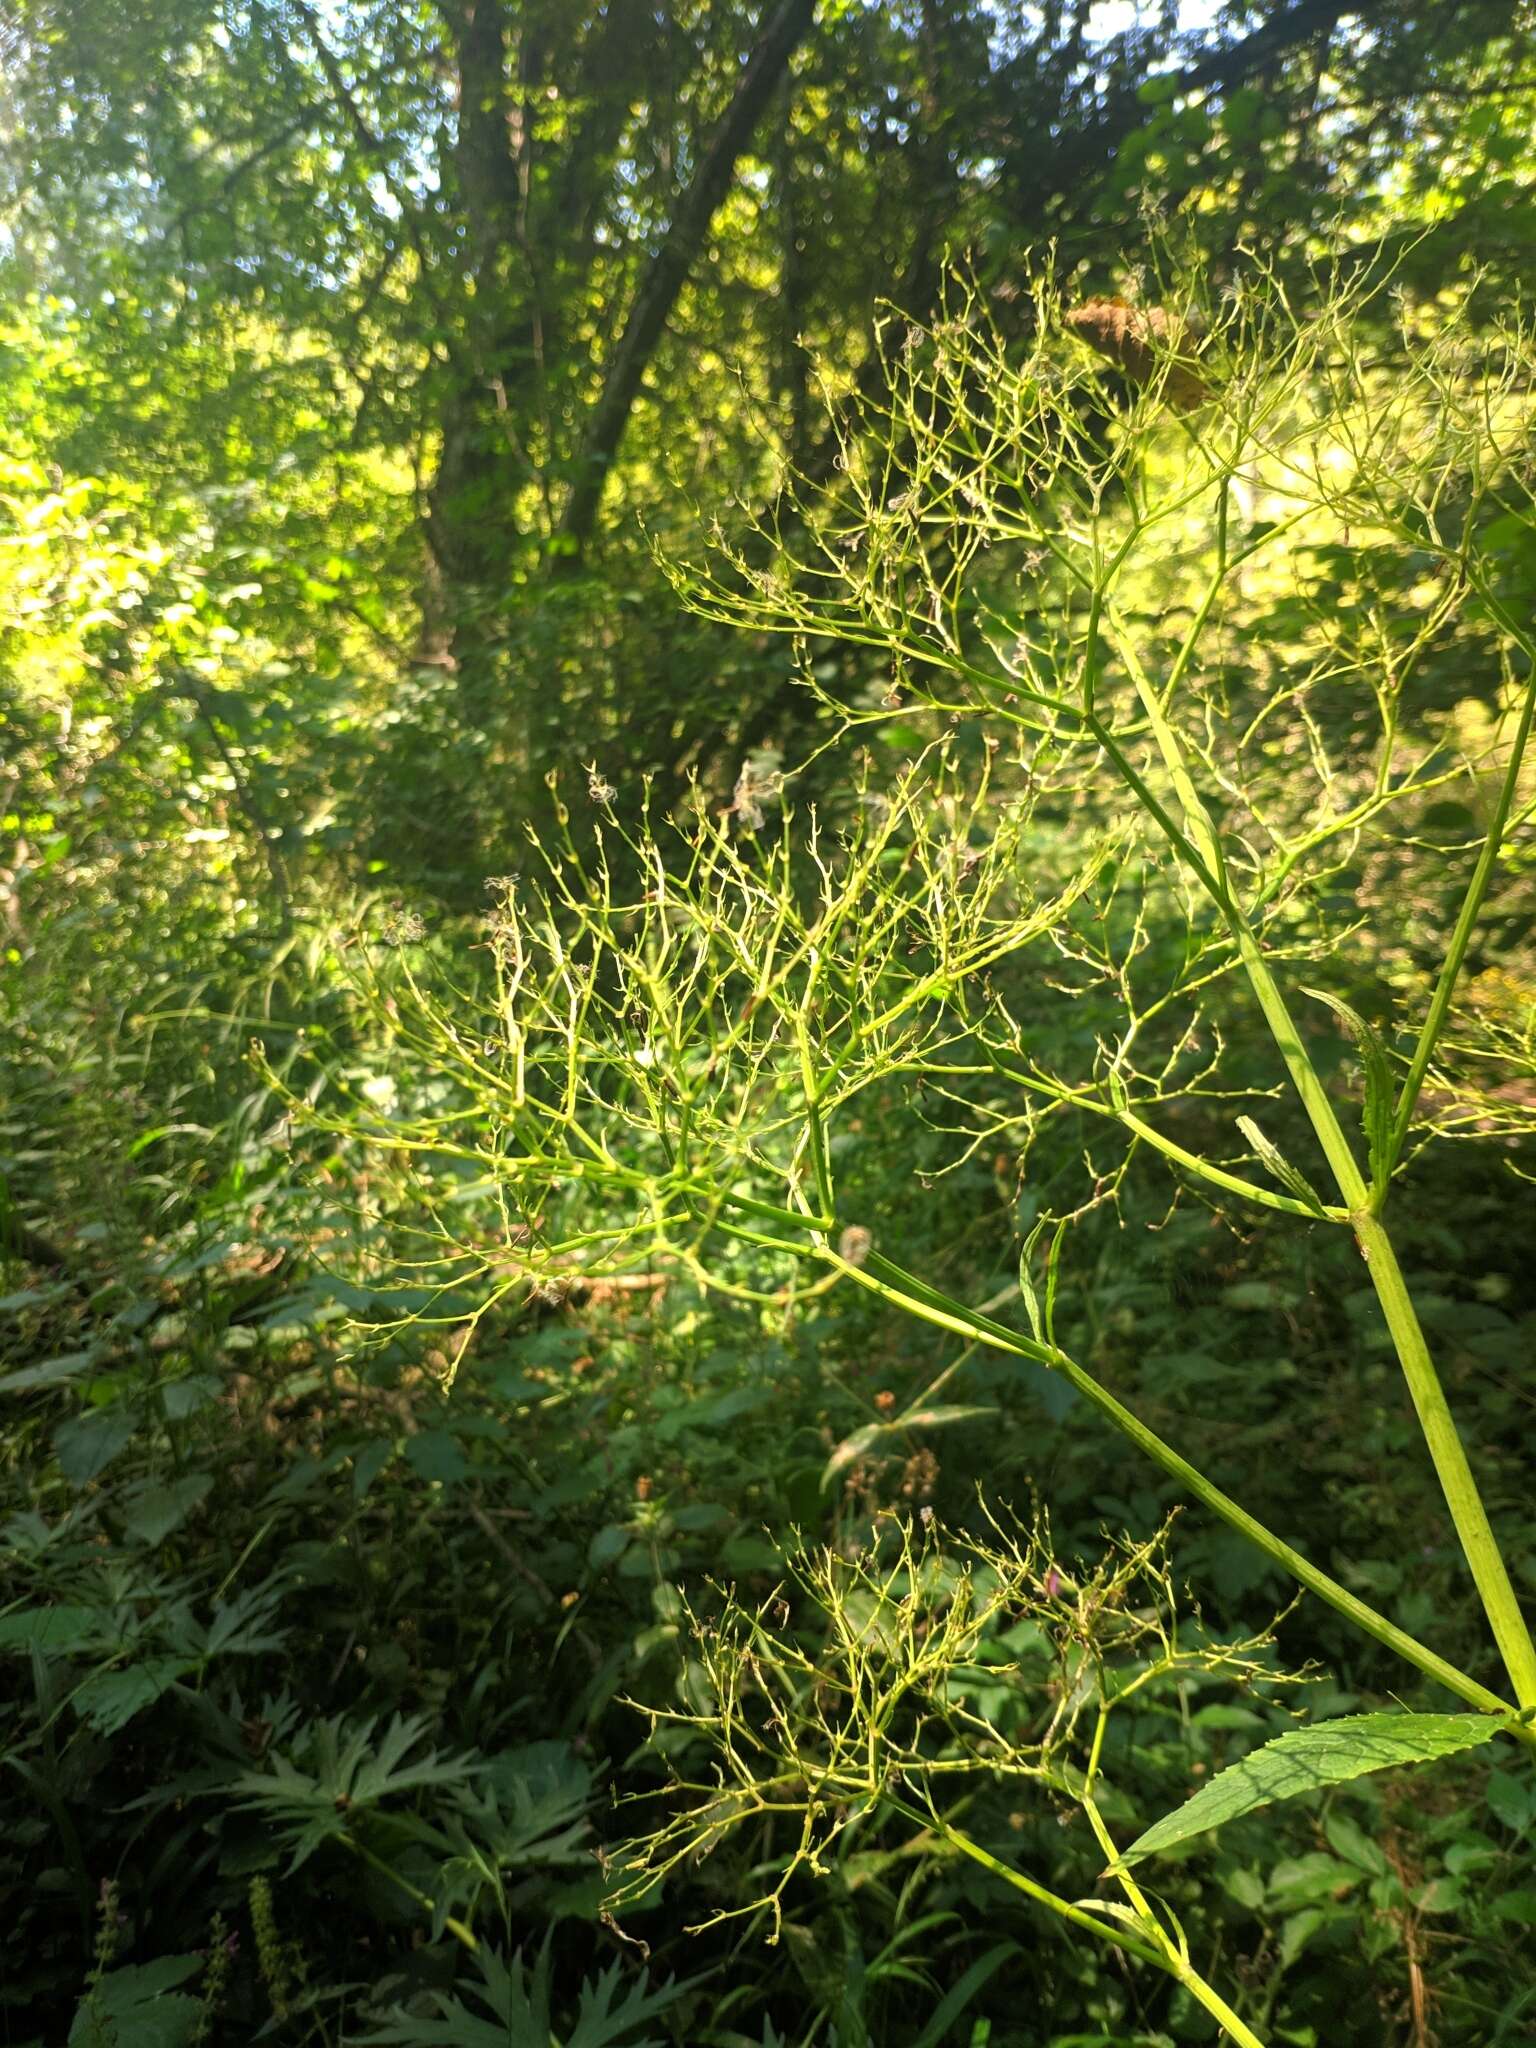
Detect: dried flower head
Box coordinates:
(731, 754, 783, 833)
(838, 1224, 874, 1267)
(1064, 298, 1208, 411)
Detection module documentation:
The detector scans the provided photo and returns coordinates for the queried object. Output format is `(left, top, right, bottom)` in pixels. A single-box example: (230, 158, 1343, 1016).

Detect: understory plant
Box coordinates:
(283, 250, 1536, 2041)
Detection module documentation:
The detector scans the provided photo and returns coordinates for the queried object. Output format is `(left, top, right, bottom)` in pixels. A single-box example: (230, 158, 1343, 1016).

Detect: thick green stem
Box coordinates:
(828, 1248, 1521, 1723)
(1171, 1962, 1270, 2048)
(1355, 1214, 1536, 1708)
(1084, 1788, 1268, 2048)
(1109, 615, 1536, 1708)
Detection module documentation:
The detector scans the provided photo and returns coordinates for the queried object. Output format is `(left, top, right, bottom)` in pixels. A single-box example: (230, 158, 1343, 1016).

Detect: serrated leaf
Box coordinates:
(0, 1603, 104, 1653)
(231, 1711, 480, 1871)
(1235, 1116, 1327, 1215)
(74, 1657, 197, 1735)
(1122, 1712, 1506, 1865)
(352, 1936, 694, 2048)
(68, 1954, 204, 2048)
(1302, 987, 1397, 1191)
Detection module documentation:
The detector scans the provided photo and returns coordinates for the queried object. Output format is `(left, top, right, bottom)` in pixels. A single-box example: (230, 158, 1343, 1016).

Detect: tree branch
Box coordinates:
(557, 0, 819, 555)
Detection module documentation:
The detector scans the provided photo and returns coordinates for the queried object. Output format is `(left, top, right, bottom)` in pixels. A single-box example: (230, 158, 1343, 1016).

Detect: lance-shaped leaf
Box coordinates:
(1018, 1215, 1066, 1348)
(1120, 1711, 1508, 1865)
(1235, 1116, 1328, 1216)
(1302, 987, 1397, 1194)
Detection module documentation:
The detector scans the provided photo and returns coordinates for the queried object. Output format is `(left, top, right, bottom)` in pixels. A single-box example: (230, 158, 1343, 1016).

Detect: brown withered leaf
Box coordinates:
(1064, 298, 1209, 412)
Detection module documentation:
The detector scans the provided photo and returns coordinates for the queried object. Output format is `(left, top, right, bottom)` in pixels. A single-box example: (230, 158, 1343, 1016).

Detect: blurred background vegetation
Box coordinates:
(3, 2, 1536, 2043)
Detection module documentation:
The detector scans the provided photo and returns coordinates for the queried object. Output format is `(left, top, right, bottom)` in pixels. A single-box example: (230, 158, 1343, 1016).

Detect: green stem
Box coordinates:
(831, 1246, 1522, 1724)
(1355, 1215, 1536, 1709)
(890, 1794, 1267, 2047)
(1083, 1787, 1267, 2048)
(1388, 653, 1536, 1172)
(1108, 613, 1536, 1708)
(353, 1840, 479, 1954)
(1109, 615, 1369, 1205)
(882, 1793, 1161, 1966)
(986, 1043, 1348, 1219)
(1172, 1961, 1270, 2048)
(796, 1017, 837, 1222)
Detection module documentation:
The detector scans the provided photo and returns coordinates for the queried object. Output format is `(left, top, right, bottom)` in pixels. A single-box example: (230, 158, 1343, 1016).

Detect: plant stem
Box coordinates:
(892, 1794, 1268, 2047)
(1387, 651, 1536, 1171)
(1173, 1962, 1271, 2048)
(353, 1840, 479, 1954)
(1109, 615, 1370, 1207)
(834, 1246, 1524, 1727)
(1355, 1213, 1536, 1708)
(883, 1793, 1161, 1966)
(1109, 616, 1536, 1708)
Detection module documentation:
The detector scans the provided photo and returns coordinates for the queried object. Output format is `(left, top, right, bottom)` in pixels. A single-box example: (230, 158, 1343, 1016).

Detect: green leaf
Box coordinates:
(120, 1473, 214, 1547)
(231, 1712, 480, 1871)
(908, 1941, 1012, 2048)
(161, 1374, 219, 1420)
(1302, 988, 1397, 1191)
(404, 1427, 469, 1485)
(1122, 1713, 1506, 1864)
(1220, 1281, 1298, 1312)
(353, 1937, 694, 2047)
(1235, 1117, 1327, 1215)
(54, 1406, 140, 1484)
(68, 1955, 203, 2048)
(74, 1657, 197, 1734)
(901, 1403, 999, 1433)
(1323, 1810, 1389, 1875)
(1018, 1214, 1064, 1345)
(0, 1603, 104, 1653)
(352, 1437, 396, 1498)
(1, 1348, 100, 1394)
(0, 1283, 73, 1313)
(1487, 1765, 1536, 1832)
(588, 1524, 631, 1569)
(1222, 1865, 1266, 1910)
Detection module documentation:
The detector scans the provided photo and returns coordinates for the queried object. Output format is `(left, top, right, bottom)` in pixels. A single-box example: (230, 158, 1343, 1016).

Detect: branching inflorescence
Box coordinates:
(267, 248, 1536, 2043)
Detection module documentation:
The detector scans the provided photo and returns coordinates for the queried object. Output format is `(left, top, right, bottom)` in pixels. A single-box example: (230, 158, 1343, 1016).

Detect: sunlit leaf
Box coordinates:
(1122, 1713, 1507, 1864)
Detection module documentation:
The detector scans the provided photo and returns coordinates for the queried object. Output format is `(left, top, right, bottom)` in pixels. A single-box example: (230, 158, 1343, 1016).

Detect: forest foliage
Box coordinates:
(4, 3, 1536, 2044)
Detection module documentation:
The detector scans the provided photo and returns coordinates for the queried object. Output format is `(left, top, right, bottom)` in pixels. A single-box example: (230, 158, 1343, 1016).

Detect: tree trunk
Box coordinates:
(557, 0, 819, 557)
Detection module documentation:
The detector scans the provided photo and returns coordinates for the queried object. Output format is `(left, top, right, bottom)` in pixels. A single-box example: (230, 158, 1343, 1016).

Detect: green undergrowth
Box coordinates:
(7, 250, 1536, 2045)
(4, 965, 1535, 2044)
